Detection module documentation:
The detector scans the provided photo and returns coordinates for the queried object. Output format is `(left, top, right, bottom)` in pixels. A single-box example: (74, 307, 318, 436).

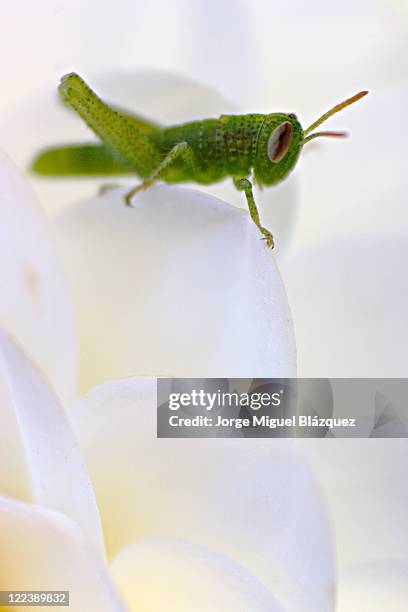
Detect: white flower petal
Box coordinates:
(337, 560, 408, 612)
(0, 353, 30, 502)
(111, 537, 285, 612)
(0, 149, 76, 397)
(0, 495, 125, 612)
(258, 81, 408, 578)
(70, 377, 335, 612)
(280, 234, 408, 376)
(55, 186, 296, 389)
(297, 439, 408, 566)
(0, 326, 104, 553)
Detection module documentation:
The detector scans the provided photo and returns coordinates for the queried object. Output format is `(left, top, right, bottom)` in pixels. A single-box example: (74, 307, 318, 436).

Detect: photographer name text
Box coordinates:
(167, 415, 356, 429)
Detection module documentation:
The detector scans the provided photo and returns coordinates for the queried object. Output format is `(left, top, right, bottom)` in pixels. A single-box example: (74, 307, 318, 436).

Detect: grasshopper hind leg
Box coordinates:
(58, 73, 162, 178)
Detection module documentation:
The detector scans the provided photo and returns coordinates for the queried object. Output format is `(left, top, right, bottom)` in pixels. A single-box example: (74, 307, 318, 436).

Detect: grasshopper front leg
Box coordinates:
(125, 142, 195, 205)
(234, 178, 274, 249)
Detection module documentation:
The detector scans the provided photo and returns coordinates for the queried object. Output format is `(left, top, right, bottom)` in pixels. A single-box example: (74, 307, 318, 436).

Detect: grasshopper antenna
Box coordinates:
(302, 90, 368, 144)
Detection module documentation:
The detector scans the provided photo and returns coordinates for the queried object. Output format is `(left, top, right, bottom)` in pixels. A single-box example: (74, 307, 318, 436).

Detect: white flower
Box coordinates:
(1, 324, 407, 610)
(1, 1, 408, 608)
(1, 121, 407, 611)
(0, 134, 301, 609)
(0, 319, 334, 610)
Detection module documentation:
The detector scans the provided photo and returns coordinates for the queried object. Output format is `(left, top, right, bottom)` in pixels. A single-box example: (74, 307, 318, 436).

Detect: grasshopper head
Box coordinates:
(254, 113, 303, 186)
(254, 91, 368, 187)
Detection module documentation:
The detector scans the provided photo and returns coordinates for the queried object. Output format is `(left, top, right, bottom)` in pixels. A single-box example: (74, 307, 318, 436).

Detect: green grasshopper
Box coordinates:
(32, 73, 367, 248)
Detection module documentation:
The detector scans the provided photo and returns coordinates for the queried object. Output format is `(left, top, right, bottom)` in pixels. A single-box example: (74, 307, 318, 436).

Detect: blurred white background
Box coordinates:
(0, 0, 407, 110)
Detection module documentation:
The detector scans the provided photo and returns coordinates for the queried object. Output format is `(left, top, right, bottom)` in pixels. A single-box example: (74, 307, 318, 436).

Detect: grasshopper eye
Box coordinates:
(267, 122, 293, 163)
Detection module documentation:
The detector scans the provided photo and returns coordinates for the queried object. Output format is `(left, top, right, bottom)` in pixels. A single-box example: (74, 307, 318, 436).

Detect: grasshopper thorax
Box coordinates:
(254, 113, 303, 187)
